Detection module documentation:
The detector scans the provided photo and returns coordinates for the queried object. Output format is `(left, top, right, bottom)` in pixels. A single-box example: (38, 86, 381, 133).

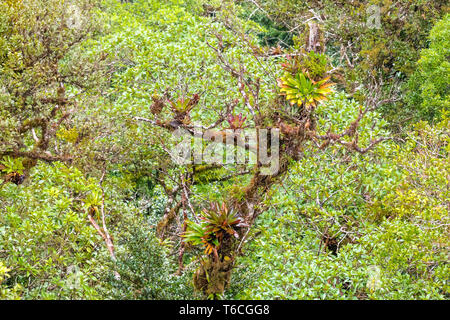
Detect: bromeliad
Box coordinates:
(278, 72, 334, 110)
(227, 113, 247, 130)
(182, 202, 248, 258)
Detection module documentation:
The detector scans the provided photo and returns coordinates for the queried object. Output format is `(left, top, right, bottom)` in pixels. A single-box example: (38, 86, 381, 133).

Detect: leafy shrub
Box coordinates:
(232, 95, 449, 300)
(0, 261, 22, 299)
(407, 14, 450, 123)
(0, 163, 103, 299)
(102, 220, 195, 300)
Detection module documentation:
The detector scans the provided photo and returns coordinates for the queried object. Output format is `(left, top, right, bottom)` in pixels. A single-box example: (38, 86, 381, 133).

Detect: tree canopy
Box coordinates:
(0, 0, 448, 301)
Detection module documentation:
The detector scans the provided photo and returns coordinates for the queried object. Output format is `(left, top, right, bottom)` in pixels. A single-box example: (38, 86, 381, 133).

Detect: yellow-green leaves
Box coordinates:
(83, 190, 103, 217)
(278, 72, 333, 109)
(0, 156, 24, 175)
(0, 261, 22, 299)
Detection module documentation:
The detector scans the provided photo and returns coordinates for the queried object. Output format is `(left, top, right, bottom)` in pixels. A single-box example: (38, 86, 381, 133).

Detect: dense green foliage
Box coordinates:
(238, 0, 449, 126)
(236, 100, 449, 299)
(407, 14, 450, 123)
(0, 0, 448, 300)
(0, 163, 102, 299)
(102, 223, 195, 300)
